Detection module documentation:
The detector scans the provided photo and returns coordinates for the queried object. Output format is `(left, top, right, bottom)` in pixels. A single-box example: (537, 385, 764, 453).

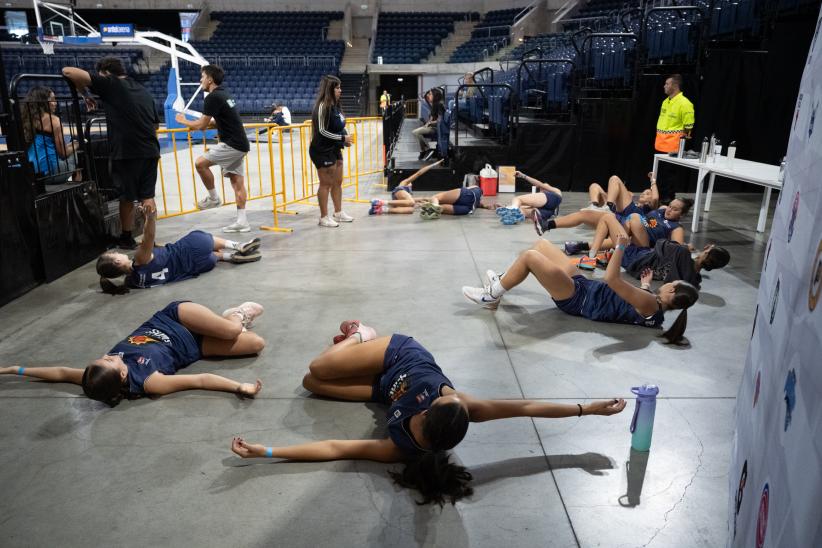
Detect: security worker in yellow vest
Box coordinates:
(379, 90, 390, 115)
(654, 74, 695, 200)
(655, 74, 694, 152)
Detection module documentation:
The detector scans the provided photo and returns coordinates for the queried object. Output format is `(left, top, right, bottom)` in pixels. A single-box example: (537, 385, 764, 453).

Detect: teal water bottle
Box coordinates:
(630, 385, 659, 451)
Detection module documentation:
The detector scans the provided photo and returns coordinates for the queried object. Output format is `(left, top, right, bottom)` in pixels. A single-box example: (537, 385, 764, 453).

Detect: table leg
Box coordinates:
(651, 156, 659, 181)
(691, 167, 709, 234)
(704, 172, 716, 212)
(757, 188, 772, 233)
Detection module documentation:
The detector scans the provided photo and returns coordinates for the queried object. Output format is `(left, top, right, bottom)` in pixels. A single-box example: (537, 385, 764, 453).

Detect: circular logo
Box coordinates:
(756, 483, 769, 548)
(810, 238, 822, 311)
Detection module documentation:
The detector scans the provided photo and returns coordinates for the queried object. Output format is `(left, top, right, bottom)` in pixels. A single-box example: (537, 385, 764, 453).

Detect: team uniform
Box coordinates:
(391, 185, 413, 200)
(89, 74, 160, 201)
(622, 240, 703, 288)
(537, 190, 562, 219)
(613, 201, 653, 223)
(453, 186, 483, 216)
(106, 301, 202, 396)
(127, 230, 218, 289)
(552, 275, 665, 328)
(203, 86, 250, 177)
(310, 103, 346, 169)
(636, 209, 679, 245)
(371, 335, 455, 457)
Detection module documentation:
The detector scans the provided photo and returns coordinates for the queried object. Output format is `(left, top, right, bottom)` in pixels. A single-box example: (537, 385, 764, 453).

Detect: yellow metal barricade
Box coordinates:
(153, 117, 383, 233)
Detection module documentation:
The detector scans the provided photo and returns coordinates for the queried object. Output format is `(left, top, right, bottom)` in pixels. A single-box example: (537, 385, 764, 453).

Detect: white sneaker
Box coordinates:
(319, 216, 340, 228)
(222, 221, 251, 233)
(198, 195, 222, 210)
(462, 285, 500, 310)
(222, 301, 264, 328)
(581, 203, 610, 212)
(486, 270, 501, 286)
(333, 211, 354, 222)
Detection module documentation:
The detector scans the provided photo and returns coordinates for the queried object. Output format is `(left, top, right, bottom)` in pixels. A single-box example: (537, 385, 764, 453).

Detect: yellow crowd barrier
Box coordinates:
(154, 116, 383, 233)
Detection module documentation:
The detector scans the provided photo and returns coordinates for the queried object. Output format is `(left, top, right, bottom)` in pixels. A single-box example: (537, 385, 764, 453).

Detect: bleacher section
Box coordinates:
(144, 11, 345, 116)
(372, 12, 473, 64)
(448, 7, 523, 63)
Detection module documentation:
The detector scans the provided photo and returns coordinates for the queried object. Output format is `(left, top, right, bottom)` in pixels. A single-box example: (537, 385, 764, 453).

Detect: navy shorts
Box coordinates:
(309, 146, 343, 169)
(391, 185, 413, 200)
(371, 334, 442, 403)
(552, 275, 590, 317)
(153, 300, 204, 356)
(538, 191, 562, 219)
(453, 187, 483, 216)
(177, 230, 219, 274)
(111, 157, 158, 201)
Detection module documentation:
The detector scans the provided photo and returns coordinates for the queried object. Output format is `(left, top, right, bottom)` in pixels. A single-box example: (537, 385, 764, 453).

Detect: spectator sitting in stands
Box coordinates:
(413, 88, 444, 162)
(265, 102, 291, 127)
(21, 86, 81, 184)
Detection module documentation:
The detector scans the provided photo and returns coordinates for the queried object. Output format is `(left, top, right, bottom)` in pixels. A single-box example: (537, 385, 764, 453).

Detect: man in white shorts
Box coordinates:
(176, 64, 251, 233)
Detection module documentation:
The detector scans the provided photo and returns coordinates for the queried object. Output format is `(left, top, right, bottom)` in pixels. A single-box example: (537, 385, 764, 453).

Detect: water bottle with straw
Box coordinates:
(630, 385, 660, 451)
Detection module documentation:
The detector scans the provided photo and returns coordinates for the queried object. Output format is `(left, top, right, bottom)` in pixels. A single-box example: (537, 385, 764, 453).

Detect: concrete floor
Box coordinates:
(0, 185, 770, 547)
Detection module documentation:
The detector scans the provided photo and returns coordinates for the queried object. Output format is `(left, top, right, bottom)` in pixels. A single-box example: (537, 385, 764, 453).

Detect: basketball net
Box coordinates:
(39, 40, 55, 55)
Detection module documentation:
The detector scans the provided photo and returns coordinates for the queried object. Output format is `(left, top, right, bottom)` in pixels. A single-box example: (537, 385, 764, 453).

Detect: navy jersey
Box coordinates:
(107, 302, 202, 395)
(640, 210, 679, 245)
(391, 185, 413, 200)
(128, 231, 217, 289)
(616, 202, 653, 222)
(375, 335, 455, 457)
(311, 103, 346, 151)
(621, 244, 655, 269)
(553, 276, 665, 328)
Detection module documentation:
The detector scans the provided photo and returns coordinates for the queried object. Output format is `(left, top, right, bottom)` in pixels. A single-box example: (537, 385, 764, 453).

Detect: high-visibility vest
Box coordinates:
(380, 93, 389, 108)
(655, 92, 695, 153)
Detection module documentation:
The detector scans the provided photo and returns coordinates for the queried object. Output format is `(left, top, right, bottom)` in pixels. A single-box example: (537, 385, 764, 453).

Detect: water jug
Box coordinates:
(630, 384, 659, 451)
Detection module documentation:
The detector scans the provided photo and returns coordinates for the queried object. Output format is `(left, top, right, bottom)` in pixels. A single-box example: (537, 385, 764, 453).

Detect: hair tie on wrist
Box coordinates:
(616, 244, 626, 251)
(577, 403, 583, 417)
(265, 447, 273, 458)
(17, 367, 25, 376)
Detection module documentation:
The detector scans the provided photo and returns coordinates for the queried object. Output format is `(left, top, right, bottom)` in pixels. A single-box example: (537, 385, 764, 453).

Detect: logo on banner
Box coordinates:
(769, 278, 780, 325)
(763, 241, 772, 272)
(794, 93, 803, 131)
(784, 368, 797, 432)
(756, 483, 770, 548)
(734, 460, 748, 539)
(810, 239, 822, 311)
(753, 370, 761, 407)
(788, 192, 800, 242)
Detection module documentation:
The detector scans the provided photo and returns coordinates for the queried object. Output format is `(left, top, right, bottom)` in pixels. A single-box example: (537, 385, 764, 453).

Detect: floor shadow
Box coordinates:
(618, 448, 651, 508)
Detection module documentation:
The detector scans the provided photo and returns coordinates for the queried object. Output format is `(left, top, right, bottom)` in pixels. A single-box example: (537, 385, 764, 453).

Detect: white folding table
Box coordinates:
(651, 153, 781, 234)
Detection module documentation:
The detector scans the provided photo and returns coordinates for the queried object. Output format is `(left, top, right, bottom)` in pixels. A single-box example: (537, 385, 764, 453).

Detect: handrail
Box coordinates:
(516, 58, 575, 108)
(472, 24, 512, 39)
(620, 8, 643, 33)
(453, 83, 516, 147)
(571, 27, 593, 55)
(473, 67, 495, 84)
(520, 46, 543, 61)
(514, 2, 537, 25)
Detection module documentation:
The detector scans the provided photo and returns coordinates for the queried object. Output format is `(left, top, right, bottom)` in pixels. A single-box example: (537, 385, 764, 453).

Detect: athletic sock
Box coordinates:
(120, 230, 132, 239)
(224, 240, 240, 250)
(208, 188, 219, 200)
(220, 251, 234, 261)
(236, 209, 248, 224)
(546, 219, 557, 231)
(606, 201, 615, 211)
(489, 279, 507, 299)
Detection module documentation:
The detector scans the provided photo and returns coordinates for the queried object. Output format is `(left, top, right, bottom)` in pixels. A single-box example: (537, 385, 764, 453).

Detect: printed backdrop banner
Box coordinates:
(729, 6, 822, 547)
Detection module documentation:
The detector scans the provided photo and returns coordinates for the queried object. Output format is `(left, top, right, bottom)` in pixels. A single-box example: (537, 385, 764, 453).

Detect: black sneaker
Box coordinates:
(532, 210, 547, 236)
(418, 149, 430, 160)
(230, 251, 261, 264)
(115, 235, 138, 250)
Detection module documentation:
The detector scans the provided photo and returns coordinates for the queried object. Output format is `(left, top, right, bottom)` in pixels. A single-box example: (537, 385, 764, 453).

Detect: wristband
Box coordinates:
(616, 244, 626, 251)
(265, 447, 273, 458)
(577, 404, 583, 417)
(17, 367, 25, 376)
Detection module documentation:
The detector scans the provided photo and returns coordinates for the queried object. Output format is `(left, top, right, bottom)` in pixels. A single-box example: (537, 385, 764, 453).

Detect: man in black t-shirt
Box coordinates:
(63, 57, 160, 249)
(176, 64, 251, 233)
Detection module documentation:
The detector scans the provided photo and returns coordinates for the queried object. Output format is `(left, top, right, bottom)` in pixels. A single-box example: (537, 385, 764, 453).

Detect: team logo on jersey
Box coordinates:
(388, 374, 409, 402)
(809, 239, 822, 311)
(415, 388, 430, 404)
(146, 329, 171, 344)
(136, 356, 151, 366)
(756, 483, 769, 548)
(128, 335, 158, 345)
(784, 368, 797, 432)
(733, 460, 748, 539)
(647, 217, 658, 229)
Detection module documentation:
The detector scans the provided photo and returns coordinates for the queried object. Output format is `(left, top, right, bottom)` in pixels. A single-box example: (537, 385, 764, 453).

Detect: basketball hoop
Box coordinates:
(39, 40, 55, 55)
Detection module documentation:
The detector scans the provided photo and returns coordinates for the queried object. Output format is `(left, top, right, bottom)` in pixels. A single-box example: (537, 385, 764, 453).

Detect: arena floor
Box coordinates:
(0, 183, 770, 547)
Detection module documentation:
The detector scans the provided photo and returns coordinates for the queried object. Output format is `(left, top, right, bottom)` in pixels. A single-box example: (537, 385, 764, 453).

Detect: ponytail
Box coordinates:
(389, 450, 473, 506)
(96, 253, 130, 295)
(660, 281, 699, 345)
(99, 277, 130, 295)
